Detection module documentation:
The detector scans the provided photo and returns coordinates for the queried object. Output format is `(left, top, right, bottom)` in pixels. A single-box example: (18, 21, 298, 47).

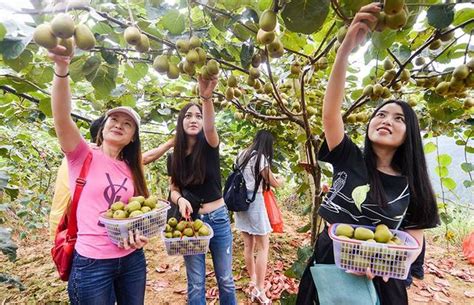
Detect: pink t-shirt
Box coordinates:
(65, 138, 135, 259)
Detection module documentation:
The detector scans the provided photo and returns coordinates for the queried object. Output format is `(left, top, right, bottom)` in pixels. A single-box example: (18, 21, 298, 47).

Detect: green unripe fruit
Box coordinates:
(141, 206, 152, 213)
(384, 0, 405, 15)
(183, 228, 194, 237)
(168, 217, 178, 227)
(362, 85, 373, 97)
(207, 59, 220, 75)
(176, 38, 190, 53)
(354, 227, 375, 241)
(51, 13, 75, 39)
(128, 210, 144, 218)
(189, 35, 201, 48)
(125, 201, 142, 213)
(227, 75, 237, 87)
(452, 64, 469, 80)
(335, 224, 354, 238)
(33, 24, 58, 49)
(135, 34, 150, 53)
(143, 196, 157, 208)
(383, 58, 394, 70)
(257, 29, 275, 45)
(176, 221, 187, 232)
(198, 225, 210, 236)
(264, 83, 273, 94)
(153, 55, 169, 73)
(111, 201, 125, 211)
(167, 64, 180, 79)
(259, 9, 277, 32)
(172, 230, 182, 238)
(374, 228, 393, 243)
(74, 24, 95, 51)
(415, 57, 425, 66)
(249, 67, 260, 79)
(429, 39, 441, 50)
(130, 196, 145, 203)
(385, 10, 408, 30)
(225, 87, 234, 100)
(186, 49, 199, 65)
(124, 26, 141, 45)
(112, 210, 127, 219)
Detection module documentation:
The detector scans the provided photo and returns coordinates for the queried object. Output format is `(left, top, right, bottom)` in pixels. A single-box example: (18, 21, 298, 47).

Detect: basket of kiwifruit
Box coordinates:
(329, 223, 420, 280)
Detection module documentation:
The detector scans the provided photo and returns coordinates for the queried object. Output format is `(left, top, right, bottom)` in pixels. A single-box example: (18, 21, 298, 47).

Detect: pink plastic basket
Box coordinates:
(328, 223, 420, 280)
(161, 223, 214, 256)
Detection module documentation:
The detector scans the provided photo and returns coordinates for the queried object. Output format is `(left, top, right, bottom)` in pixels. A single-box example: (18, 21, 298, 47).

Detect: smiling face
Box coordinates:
(102, 112, 137, 146)
(367, 102, 407, 149)
(182, 105, 203, 136)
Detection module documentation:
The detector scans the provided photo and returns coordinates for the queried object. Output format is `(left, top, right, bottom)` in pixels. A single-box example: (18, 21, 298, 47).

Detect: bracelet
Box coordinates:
(54, 71, 69, 78)
(176, 196, 183, 205)
(200, 95, 212, 101)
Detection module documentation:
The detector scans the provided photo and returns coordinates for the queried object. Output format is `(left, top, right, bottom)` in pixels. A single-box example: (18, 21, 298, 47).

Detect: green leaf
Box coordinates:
(38, 98, 52, 117)
(439, 211, 453, 225)
(0, 39, 27, 59)
(371, 30, 397, 50)
(296, 222, 311, 233)
(351, 184, 370, 212)
(435, 166, 448, 178)
(119, 94, 136, 107)
(424, 90, 445, 105)
(124, 62, 148, 83)
(3, 49, 33, 72)
(83, 56, 102, 76)
(240, 44, 253, 70)
(460, 162, 473, 173)
(427, 4, 454, 29)
(69, 57, 87, 82)
(160, 9, 185, 35)
(424, 142, 436, 154)
(463, 180, 473, 188)
(453, 7, 474, 34)
(281, 0, 330, 35)
(441, 177, 456, 191)
(437, 154, 452, 167)
(86, 66, 117, 98)
(0, 23, 6, 41)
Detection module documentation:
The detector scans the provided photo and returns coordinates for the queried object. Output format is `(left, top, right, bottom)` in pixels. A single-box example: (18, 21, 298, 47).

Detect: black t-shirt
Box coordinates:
(318, 135, 412, 230)
(167, 141, 222, 204)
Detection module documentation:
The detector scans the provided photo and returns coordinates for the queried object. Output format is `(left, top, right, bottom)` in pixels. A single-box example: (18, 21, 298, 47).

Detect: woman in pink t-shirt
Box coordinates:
(49, 48, 149, 305)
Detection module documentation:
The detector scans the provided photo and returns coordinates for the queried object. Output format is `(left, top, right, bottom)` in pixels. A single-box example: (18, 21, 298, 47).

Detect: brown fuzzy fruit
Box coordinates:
(33, 24, 58, 49)
(51, 13, 75, 39)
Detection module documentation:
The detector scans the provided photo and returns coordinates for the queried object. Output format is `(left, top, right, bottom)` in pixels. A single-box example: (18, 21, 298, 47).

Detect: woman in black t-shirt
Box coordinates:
(296, 3, 439, 305)
(167, 75, 237, 305)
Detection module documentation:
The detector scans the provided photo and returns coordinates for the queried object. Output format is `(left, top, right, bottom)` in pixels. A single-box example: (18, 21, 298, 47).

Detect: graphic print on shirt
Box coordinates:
(321, 171, 409, 227)
(98, 173, 128, 227)
(103, 173, 128, 206)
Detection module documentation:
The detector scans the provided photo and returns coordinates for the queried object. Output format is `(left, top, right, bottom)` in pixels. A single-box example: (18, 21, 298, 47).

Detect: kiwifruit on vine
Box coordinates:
(434, 60, 474, 98)
(33, 13, 96, 52)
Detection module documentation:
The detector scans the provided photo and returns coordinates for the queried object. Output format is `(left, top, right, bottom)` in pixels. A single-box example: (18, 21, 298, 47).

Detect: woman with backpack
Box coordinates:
(296, 3, 439, 305)
(49, 46, 149, 304)
(234, 130, 284, 304)
(167, 75, 237, 305)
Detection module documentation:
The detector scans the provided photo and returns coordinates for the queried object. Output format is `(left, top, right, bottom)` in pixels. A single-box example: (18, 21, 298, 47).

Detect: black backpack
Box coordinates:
(223, 155, 260, 212)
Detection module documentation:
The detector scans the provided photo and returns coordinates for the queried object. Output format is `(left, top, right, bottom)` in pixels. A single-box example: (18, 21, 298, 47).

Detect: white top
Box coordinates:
(237, 150, 269, 192)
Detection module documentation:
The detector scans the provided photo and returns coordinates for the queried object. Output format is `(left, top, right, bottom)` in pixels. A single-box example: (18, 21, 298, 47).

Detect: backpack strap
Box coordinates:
(67, 152, 93, 238)
(235, 152, 260, 204)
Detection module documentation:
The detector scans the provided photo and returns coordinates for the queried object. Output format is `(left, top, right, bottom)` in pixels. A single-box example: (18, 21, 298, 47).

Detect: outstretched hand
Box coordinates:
(198, 74, 218, 100)
(339, 3, 381, 54)
(47, 46, 73, 68)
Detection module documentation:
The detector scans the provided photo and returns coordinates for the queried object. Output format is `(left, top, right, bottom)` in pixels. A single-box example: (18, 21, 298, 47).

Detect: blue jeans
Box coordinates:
(67, 249, 146, 305)
(184, 205, 237, 305)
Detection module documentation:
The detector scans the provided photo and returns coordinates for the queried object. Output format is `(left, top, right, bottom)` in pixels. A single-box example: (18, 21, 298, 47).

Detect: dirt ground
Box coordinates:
(1, 206, 473, 304)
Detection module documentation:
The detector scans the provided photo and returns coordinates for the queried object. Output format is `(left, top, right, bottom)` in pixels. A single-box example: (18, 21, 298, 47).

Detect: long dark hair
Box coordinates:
(96, 121, 149, 197)
(170, 102, 207, 188)
(364, 100, 438, 227)
(239, 130, 274, 191)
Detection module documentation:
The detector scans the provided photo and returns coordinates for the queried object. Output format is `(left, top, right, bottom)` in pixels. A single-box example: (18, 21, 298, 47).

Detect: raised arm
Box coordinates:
(142, 137, 174, 165)
(49, 47, 82, 152)
(322, 3, 380, 151)
(198, 74, 219, 147)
